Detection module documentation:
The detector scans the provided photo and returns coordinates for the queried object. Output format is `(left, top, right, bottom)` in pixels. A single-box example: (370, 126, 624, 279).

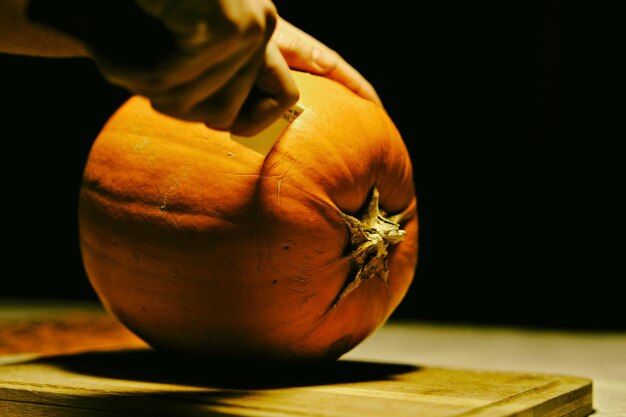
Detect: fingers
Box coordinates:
(150, 45, 266, 129)
(140, 46, 258, 114)
(85, 0, 296, 135)
(272, 21, 337, 75)
(150, 41, 298, 136)
(229, 42, 299, 136)
(140, 11, 297, 136)
(323, 54, 383, 108)
(151, 43, 297, 136)
(273, 18, 383, 107)
(128, 0, 278, 91)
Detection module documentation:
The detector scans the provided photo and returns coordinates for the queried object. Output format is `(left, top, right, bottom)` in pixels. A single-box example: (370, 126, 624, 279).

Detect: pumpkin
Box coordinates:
(78, 70, 418, 361)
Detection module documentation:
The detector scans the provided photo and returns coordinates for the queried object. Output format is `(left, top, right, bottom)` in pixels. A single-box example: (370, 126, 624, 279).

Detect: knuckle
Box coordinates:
(281, 86, 300, 108)
(240, 17, 265, 43)
(95, 55, 180, 93)
(150, 96, 191, 115)
(205, 115, 235, 132)
(263, 3, 278, 33)
(223, 4, 277, 45)
(204, 105, 239, 131)
(275, 34, 302, 59)
(150, 101, 184, 119)
(150, 99, 199, 123)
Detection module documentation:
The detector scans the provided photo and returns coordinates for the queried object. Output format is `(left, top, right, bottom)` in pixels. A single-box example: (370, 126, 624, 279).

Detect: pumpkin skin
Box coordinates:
(78, 70, 418, 361)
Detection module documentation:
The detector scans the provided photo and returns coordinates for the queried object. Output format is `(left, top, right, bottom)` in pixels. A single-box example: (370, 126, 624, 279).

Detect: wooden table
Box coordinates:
(1, 298, 624, 416)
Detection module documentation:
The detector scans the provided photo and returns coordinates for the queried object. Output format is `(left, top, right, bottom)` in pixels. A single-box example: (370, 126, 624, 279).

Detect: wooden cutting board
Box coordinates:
(0, 300, 593, 417)
(0, 350, 592, 417)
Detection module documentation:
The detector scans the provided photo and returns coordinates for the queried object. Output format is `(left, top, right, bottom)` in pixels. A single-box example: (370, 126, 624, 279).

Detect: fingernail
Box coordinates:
(312, 48, 337, 72)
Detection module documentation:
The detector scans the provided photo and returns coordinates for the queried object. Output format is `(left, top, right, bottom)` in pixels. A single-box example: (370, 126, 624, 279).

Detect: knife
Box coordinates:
(230, 103, 306, 157)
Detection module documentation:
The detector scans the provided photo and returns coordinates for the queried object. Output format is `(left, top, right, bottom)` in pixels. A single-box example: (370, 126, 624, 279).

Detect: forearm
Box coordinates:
(0, 0, 87, 57)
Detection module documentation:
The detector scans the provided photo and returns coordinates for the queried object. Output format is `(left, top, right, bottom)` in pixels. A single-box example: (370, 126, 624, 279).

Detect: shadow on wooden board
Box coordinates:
(32, 348, 417, 388)
(0, 348, 592, 417)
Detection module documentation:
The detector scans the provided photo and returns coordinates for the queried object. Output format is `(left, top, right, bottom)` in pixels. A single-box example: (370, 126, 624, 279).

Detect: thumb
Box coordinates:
(273, 18, 383, 107)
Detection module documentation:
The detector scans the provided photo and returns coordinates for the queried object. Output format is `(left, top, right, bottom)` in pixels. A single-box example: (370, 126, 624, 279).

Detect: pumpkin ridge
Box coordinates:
(81, 187, 253, 230)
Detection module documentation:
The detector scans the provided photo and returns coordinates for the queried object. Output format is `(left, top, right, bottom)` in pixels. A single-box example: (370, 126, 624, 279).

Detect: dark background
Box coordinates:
(2, 2, 621, 329)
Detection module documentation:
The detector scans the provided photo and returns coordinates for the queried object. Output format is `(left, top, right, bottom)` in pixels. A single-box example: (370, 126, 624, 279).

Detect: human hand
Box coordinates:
(27, 0, 299, 136)
(112, 0, 300, 136)
(26, 1, 381, 135)
(272, 18, 382, 107)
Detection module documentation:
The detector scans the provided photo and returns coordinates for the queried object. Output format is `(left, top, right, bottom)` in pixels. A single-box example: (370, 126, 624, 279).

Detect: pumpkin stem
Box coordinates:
(334, 185, 406, 307)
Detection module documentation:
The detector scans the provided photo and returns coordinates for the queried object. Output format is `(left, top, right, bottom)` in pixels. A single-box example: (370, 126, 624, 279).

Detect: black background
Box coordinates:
(2, 2, 622, 329)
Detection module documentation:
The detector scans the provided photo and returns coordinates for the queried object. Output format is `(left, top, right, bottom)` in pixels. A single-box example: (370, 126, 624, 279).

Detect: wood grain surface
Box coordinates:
(0, 299, 594, 417)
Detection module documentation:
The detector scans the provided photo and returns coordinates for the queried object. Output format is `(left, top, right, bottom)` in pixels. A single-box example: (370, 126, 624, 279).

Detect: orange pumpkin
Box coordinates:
(78, 70, 418, 361)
